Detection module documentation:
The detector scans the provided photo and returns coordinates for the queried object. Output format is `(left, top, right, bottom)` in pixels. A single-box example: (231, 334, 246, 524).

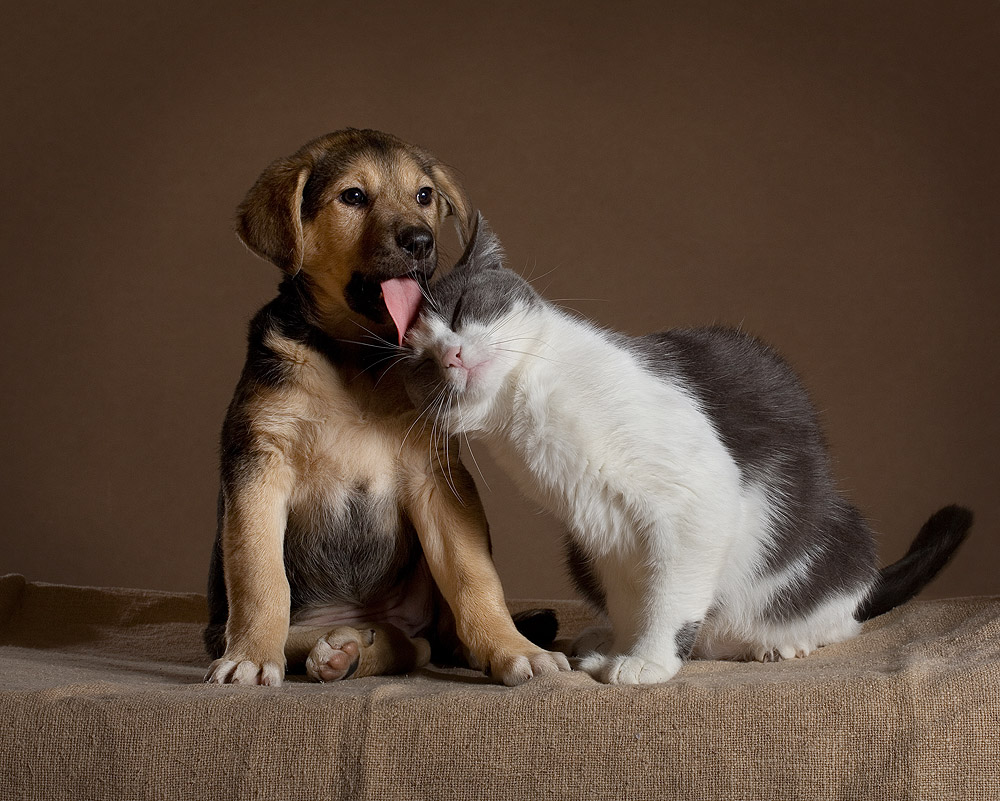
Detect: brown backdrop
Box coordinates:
(2, 1, 997, 602)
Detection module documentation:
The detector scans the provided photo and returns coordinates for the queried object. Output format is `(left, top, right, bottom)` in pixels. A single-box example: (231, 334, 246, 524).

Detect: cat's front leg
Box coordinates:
(577, 617, 704, 684)
(576, 529, 722, 685)
(576, 588, 698, 684)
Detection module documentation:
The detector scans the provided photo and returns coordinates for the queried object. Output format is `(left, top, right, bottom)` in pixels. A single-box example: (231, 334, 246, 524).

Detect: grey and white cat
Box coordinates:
(396, 215, 971, 685)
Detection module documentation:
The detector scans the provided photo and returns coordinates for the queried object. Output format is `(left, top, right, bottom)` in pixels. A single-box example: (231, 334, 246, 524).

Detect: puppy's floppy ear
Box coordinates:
(428, 161, 474, 244)
(236, 158, 310, 274)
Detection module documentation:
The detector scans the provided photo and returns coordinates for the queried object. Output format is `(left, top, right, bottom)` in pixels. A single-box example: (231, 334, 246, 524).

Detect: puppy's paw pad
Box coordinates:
(528, 649, 572, 677)
(306, 628, 365, 682)
(489, 648, 571, 686)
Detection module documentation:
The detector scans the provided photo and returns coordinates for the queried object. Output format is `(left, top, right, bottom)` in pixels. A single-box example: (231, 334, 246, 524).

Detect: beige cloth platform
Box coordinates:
(0, 573, 998, 800)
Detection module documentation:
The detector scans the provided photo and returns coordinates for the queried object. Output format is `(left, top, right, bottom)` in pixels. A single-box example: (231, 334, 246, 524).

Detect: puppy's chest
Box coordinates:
(272, 354, 429, 590)
(285, 412, 421, 607)
(288, 382, 420, 523)
(287, 362, 419, 497)
(295, 415, 402, 495)
(284, 481, 417, 608)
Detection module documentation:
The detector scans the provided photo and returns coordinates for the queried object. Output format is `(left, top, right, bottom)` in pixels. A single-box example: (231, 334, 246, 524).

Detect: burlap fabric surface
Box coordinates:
(0, 574, 997, 800)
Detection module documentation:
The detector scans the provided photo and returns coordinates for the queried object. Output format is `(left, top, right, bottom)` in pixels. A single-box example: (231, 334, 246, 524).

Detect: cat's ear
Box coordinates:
(452, 212, 504, 273)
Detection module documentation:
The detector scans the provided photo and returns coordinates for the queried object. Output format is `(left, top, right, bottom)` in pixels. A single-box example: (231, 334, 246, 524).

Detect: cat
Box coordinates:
(391, 214, 972, 685)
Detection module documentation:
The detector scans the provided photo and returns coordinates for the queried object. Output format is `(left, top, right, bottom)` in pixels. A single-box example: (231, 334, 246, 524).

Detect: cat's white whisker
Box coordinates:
(370, 357, 411, 389)
(456, 395, 492, 493)
(524, 261, 561, 287)
(399, 388, 443, 457)
(548, 298, 611, 304)
(336, 337, 398, 352)
(494, 346, 579, 368)
(490, 335, 560, 355)
(432, 394, 464, 505)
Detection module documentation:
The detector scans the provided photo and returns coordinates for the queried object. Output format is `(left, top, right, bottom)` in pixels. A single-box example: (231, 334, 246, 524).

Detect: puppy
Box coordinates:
(203, 129, 569, 686)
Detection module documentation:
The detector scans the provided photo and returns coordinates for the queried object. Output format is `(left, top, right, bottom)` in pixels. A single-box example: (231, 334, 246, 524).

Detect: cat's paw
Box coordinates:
(577, 653, 680, 685)
(749, 642, 814, 663)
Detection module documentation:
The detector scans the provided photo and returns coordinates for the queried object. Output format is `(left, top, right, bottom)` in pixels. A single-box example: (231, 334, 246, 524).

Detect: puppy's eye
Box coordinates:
(340, 187, 368, 206)
(416, 186, 433, 206)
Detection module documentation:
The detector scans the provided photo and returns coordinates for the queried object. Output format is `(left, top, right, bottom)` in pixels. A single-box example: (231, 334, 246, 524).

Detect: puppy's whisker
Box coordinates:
(337, 337, 398, 352)
(347, 318, 396, 347)
(414, 272, 439, 313)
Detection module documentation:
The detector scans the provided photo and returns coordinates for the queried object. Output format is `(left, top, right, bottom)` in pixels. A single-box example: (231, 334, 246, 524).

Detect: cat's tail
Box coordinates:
(855, 504, 973, 621)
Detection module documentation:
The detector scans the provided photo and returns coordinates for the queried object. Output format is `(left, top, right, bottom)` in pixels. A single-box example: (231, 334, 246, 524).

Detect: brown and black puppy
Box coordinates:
(204, 129, 570, 686)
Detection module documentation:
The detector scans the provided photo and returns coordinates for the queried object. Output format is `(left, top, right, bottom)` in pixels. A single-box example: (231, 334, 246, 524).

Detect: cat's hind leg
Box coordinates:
(569, 625, 614, 657)
(740, 590, 866, 664)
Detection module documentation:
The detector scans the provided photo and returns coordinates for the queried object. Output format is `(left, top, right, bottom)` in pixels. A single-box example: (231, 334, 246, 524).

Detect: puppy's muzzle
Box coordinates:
(396, 226, 434, 260)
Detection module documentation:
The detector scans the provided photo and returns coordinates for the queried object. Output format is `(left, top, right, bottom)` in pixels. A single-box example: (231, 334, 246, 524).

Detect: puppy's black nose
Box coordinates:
(396, 226, 434, 260)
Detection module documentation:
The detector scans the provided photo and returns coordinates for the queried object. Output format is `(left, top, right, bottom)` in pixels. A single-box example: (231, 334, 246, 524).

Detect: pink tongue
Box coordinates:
(381, 277, 423, 345)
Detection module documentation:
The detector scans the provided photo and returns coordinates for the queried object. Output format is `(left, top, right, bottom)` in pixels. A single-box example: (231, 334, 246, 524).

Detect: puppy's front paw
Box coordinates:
(205, 656, 284, 686)
(305, 627, 374, 682)
(488, 646, 571, 686)
(577, 653, 679, 685)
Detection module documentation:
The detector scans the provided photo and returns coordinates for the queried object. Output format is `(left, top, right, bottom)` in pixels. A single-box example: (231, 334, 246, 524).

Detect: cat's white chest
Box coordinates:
(483, 319, 741, 559)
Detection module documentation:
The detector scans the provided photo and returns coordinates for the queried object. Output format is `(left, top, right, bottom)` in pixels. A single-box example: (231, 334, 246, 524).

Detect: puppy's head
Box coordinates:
(236, 129, 473, 335)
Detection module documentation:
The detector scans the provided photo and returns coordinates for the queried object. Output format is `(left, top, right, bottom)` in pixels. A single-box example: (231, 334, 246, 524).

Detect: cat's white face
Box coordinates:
(399, 214, 544, 437)
(404, 302, 529, 435)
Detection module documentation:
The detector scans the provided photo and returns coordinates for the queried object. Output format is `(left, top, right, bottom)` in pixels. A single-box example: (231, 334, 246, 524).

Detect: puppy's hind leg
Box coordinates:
(286, 623, 431, 682)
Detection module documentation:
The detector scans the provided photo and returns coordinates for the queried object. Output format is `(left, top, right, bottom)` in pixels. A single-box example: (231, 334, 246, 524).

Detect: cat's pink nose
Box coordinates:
(444, 346, 464, 369)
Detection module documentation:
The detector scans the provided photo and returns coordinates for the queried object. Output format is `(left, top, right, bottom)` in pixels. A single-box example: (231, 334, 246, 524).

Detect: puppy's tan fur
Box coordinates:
(204, 130, 569, 686)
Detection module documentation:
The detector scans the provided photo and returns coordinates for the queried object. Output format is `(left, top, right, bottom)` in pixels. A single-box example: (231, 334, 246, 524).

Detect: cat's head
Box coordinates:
(400, 214, 543, 433)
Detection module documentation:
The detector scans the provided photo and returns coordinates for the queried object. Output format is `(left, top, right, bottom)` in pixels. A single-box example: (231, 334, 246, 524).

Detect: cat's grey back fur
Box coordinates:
(620, 326, 878, 621)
